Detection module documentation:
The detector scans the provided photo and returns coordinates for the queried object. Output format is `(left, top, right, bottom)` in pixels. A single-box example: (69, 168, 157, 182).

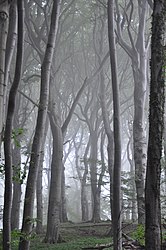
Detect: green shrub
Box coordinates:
(131, 224, 145, 246)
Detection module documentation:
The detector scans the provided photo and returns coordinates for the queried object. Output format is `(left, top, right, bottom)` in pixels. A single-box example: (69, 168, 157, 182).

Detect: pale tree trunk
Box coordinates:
(108, 0, 122, 249)
(44, 110, 63, 243)
(81, 139, 90, 221)
(115, 0, 149, 224)
(131, 1, 148, 224)
(19, 1, 61, 249)
(145, 1, 166, 249)
(126, 137, 137, 222)
(36, 117, 49, 234)
(3, 1, 24, 249)
(100, 68, 114, 221)
(0, 0, 9, 147)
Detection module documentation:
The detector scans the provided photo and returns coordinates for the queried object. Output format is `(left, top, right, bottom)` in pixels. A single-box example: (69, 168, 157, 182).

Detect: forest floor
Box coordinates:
(2, 221, 163, 249)
(28, 221, 142, 250)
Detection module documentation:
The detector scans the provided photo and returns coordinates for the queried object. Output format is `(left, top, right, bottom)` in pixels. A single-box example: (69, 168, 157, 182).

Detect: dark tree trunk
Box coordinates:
(108, 0, 122, 249)
(19, 1, 61, 249)
(3, 1, 24, 249)
(145, 1, 166, 249)
(11, 140, 22, 230)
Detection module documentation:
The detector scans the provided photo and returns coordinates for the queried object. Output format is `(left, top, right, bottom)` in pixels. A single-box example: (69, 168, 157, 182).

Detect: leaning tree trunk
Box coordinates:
(19, 1, 61, 249)
(3, 1, 24, 249)
(108, 0, 122, 249)
(145, 1, 166, 249)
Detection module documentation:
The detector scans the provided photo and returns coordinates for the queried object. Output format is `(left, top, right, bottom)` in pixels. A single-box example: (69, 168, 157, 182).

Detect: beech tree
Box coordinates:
(108, 0, 122, 249)
(18, 1, 62, 249)
(3, 0, 24, 249)
(145, 0, 166, 249)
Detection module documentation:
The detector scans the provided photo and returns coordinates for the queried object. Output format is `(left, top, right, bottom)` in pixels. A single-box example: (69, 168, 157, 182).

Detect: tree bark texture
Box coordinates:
(11, 145, 22, 230)
(44, 112, 63, 243)
(19, 1, 61, 249)
(115, 0, 149, 224)
(36, 118, 49, 234)
(0, 0, 9, 147)
(108, 0, 122, 249)
(145, 1, 166, 249)
(90, 131, 101, 223)
(3, 1, 24, 249)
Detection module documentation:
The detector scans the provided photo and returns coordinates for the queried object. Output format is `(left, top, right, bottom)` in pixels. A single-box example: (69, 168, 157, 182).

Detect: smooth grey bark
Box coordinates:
(145, 1, 166, 249)
(36, 117, 49, 234)
(108, 0, 122, 249)
(19, 1, 61, 249)
(44, 110, 63, 243)
(0, 1, 9, 147)
(3, 1, 24, 249)
(126, 136, 137, 222)
(115, 0, 149, 224)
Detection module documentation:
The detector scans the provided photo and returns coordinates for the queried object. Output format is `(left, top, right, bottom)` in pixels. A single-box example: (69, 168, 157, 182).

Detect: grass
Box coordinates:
(0, 222, 113, 250)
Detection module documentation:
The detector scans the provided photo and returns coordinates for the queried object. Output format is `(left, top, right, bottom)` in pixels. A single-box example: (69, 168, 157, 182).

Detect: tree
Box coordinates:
(115, 0, 150, 224)
(145, 0, 166, 249)
(18, 1, 61, 249)
(108, 0, 122, 249)
(0, 0, 10, 147)
(3, 0, 24, 248)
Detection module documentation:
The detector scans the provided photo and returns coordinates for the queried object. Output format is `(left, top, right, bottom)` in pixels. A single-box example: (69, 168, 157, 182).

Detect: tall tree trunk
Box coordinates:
(44, 111, 63, 243)
(145, 1, 166, 249)
(19, 1, 61, 249)
(0, 1, 9, 147)
(115, 0, 149, 224)
(108, 0, 122, 249)
(36, 117, 49, 234)
(3, 1, 24, 249)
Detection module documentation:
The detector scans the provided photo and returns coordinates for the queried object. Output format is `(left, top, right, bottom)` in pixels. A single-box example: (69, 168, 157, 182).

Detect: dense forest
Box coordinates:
(0, 0, 166, 250)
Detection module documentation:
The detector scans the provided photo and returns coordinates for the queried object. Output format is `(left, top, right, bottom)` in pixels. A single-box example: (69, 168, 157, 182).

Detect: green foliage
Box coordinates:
(131, 224, 145, 246)
(12, 128, 24, 148)
(12, 164, 26, 184)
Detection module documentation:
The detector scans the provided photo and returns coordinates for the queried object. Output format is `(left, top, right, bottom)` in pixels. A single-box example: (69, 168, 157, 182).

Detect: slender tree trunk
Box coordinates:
(145, 1, 166, 249)
(108, 0, 122, 249)
(4, 0, 17, 113)
(0, 1, 9, 147)
(19, 1, 61, 249)
(3, 1, 24, 249)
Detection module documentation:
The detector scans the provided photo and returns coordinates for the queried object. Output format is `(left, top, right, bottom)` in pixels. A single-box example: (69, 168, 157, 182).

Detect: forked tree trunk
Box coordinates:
(145, 1, 166, 249)
(19, 1, 61, 249)
(3, 1, 24, 249)
(108, 0, 122, 249)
